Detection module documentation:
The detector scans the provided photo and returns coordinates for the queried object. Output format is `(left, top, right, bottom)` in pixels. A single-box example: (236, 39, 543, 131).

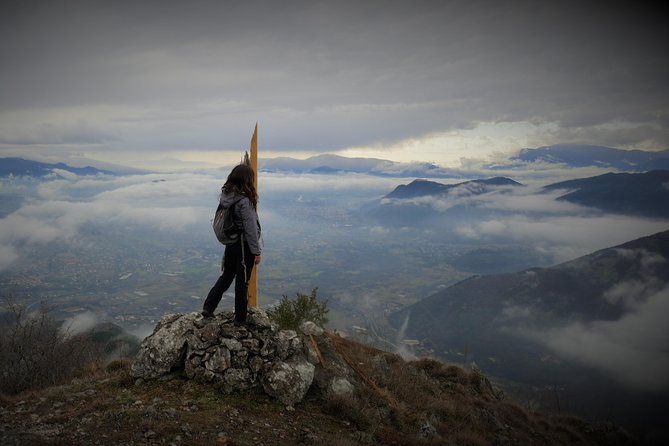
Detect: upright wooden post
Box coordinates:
(248, 123, 259, 307)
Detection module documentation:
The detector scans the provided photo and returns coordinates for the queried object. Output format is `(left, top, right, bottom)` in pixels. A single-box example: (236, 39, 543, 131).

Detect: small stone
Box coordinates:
(144, 430, 156, 439)
(299, 321, 323, 336)
(329, 377, 354, 396)
(417, 420, 439, 439)
(144, 405, 158, 417)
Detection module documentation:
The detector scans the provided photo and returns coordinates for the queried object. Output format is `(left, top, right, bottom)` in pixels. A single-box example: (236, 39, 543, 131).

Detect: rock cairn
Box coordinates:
(131, 308, 350, 406)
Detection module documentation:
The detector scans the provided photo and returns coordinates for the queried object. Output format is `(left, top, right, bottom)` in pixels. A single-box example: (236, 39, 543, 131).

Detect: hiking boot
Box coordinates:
(201, 309, 214, 318)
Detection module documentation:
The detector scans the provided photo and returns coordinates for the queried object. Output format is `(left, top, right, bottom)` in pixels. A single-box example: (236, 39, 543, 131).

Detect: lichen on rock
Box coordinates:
(131, 308, 319, 405)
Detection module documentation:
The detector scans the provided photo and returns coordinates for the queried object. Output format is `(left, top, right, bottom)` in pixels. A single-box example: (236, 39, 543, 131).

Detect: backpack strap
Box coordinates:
(240, 232, 247, 284)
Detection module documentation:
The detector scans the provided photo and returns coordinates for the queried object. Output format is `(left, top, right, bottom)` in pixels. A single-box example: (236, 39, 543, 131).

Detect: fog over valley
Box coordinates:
(1, 161, 667, 327)
(2, 149, 669, 439)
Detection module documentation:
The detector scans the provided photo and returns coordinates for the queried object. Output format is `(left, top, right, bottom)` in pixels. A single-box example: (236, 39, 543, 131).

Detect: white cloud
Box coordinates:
(475, 187, 591, 214)
(0, 244, 18, 270)
(385, 184, 596, 216)
(59, 311, 99, 337)
(456, 214, 669, 263)
(602, 249, 667, 309)
(260, 172, 400, 195)
(50, 169, 78, 181)
(529, 287, 669, 392)
(0, 173, 222, 271)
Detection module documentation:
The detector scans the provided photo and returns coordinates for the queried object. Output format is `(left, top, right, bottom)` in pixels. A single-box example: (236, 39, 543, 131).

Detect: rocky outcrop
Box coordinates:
(131, 309, 322, 406)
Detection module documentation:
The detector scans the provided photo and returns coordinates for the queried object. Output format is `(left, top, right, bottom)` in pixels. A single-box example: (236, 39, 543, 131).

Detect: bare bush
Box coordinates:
(0, 300, 102, 395)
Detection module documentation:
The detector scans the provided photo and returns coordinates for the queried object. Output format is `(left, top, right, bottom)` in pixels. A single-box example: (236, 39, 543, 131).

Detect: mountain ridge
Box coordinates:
(385, 177, 523, 199)
(543, 170, 669, 217)
(512, 144, 669, 171)
(259, 154, 463, 178)
(0, 157, 115, 178)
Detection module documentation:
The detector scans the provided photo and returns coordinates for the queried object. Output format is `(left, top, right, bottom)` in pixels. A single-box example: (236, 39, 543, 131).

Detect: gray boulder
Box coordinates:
(261, 358, 315, 406)
(131, 308, 319, 405)
(130, 312, 200, 379)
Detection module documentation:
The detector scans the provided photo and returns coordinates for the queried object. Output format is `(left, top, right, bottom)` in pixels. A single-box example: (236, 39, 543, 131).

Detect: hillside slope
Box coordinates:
(388, 230, 669, 440)
(0, 334, 634, 446)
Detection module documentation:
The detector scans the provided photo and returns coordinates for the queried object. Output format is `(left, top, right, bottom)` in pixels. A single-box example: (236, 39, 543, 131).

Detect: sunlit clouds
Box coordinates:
(1, 1, 666, 171)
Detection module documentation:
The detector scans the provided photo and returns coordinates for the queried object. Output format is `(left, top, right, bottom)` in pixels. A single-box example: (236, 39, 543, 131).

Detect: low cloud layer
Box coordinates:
(457, 214, 669, 263)
(0, 172, 221, 271)
(0, 171, 400, 272)
(59, 311, 99, 337)
(384, 184, 588, 214)
(4, 171, 668, 272)
(499, 248, 669, 391)
(602, 249, 667, 309)
(380, 182, 669, 263)
(535, 286, 669, 392)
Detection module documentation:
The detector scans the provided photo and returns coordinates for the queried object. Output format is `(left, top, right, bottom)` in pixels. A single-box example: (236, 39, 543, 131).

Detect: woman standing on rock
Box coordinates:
(202, 164, 262, 323)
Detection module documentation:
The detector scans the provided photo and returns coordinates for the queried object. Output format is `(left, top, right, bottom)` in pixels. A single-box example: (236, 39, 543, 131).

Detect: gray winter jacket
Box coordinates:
(219, 190, 262, 256)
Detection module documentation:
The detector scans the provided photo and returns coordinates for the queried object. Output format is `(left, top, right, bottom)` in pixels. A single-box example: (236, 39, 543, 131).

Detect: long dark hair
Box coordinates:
(223, 164, 258, 209)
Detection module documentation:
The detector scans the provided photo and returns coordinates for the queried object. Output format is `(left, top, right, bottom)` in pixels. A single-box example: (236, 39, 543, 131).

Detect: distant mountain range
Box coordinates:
(364, 177, 523, 228)
(0, 157, 115, 178)
(5, 143, 668, 180)
(369, 170, 669, 224)
(260, 145, 669, 177)
(385, 177, 523, 199)
(259, 154, 462, 178)
(511, 144, 669, 171)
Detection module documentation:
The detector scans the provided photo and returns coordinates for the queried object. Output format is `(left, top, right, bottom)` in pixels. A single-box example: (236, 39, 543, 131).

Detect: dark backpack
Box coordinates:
(212, 199, 242, 245)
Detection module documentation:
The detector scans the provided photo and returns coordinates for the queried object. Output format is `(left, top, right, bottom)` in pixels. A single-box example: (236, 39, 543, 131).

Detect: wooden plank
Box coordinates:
(248, 123, 259, 307)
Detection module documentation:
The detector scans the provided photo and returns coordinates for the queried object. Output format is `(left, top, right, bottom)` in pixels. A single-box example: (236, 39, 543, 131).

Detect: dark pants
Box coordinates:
(203, 240, 255, 322)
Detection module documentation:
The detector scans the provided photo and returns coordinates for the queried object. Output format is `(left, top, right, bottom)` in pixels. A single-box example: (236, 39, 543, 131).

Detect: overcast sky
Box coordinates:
(1, 0, 667, 170)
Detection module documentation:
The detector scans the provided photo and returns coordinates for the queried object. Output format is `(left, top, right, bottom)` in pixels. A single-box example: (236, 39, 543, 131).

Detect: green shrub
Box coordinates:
(267, 288, 329, 330)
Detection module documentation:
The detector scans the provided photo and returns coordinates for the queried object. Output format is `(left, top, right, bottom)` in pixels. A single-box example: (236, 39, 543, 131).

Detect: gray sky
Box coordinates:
(1, 0, 667, 170)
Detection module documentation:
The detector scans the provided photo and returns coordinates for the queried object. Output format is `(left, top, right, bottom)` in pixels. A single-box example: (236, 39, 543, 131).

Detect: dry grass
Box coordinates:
(321, 334, 636, 446)
(0, 331, 637, 446)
